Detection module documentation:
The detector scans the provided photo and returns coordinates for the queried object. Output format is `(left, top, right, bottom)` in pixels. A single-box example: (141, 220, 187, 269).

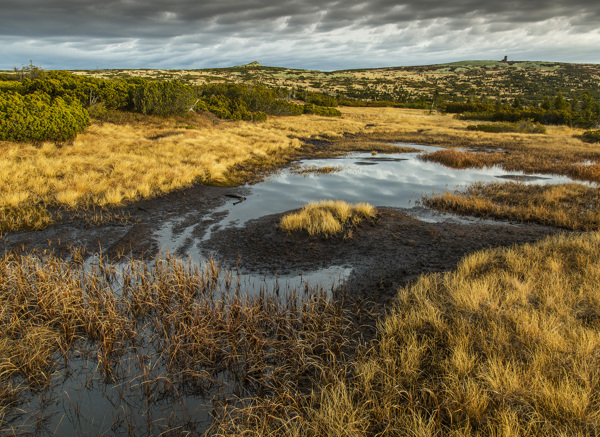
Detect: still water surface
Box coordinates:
(158, 143, 573, 252)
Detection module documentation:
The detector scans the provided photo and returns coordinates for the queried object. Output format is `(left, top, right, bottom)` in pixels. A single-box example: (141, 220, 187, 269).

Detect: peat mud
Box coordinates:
(0, 184, 250, 260)
(203, 207, 564, 307)
(2, 187, 565, 311)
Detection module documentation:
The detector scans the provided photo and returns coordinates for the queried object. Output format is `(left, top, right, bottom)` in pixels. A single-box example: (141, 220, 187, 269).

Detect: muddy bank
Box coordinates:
(0, 184, 250, 260)
(1, 185, 565, 311)
(204, 208, 564, 306)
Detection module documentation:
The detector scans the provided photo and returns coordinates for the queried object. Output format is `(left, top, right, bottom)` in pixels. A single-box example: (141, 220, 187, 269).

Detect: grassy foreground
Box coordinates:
(3, 228, 599, 435)
(0, 253, 365, 435)
(217, 231, 600, 435)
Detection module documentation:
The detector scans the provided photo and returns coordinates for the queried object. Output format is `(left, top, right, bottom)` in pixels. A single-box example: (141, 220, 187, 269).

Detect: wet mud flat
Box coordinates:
(203, 207, 564, 307)
(2, 182, 565, 310)
(0, 183, 249, 260)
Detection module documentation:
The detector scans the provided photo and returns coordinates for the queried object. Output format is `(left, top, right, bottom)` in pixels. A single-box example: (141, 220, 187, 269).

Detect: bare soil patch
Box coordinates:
(203, 207, 563, 307)
(2, 185, 562, 312)
(0, 184, 246, 260)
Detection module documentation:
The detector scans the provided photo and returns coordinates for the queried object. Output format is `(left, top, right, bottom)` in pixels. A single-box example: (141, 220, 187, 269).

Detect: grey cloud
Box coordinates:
(2, 0, 599, 39)
(1, 0, 599, 70)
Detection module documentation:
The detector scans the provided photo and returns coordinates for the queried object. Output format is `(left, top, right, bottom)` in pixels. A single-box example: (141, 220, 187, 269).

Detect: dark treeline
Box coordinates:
(3, 66, 600, 142)
(0, 68, 341, 142)
(441, 92, 600, 129)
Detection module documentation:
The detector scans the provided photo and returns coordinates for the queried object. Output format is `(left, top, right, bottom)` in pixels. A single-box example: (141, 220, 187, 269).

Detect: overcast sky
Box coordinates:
(1, 0, 599, 71)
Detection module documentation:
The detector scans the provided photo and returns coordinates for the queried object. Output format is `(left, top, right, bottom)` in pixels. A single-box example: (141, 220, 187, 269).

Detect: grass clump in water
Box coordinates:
(280, 200, 376, 237)
(291, 165, 342, 176)
(0, 251, 367, 435)
(423, 182, 600, 230)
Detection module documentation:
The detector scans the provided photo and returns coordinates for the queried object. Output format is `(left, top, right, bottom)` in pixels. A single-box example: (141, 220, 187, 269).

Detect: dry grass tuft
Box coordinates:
(291, 165, 342, 175)
(420, 144, 600, 184)
(421, 148, 489, 169)
(219, 231, 600, 435)
(280, 200, 376, 237)
(0, 251, 371, 435)
(423, 182, 600, 230)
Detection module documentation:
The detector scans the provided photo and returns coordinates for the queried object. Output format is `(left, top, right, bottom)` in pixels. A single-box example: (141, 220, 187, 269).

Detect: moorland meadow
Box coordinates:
(1, 61, 600, 435)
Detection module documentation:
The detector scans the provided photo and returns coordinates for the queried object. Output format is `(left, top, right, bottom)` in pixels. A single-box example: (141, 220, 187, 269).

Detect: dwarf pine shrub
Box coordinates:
(578, 130, 600, 143)
(467, 119, 546, 134)
(303, 103, 342, 117)
(0, 91, 90, 142)
(130, 80, 196, 116)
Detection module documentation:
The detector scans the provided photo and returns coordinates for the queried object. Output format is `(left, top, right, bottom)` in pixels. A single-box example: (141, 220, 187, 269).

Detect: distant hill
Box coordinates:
(72, 60, 600, 106)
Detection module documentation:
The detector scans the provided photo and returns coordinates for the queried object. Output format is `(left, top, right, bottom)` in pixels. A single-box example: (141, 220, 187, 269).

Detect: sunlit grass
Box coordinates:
(423, 182, 600, 230)
(280, 200, 376, 237)
(218, 231, 600, 435)
(0, 115, 305, 231)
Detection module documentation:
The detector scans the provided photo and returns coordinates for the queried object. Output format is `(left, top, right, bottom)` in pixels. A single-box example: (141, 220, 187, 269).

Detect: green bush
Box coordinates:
(338, 99, 398, 107)
(303, 103, 342, 116)
(450, 92, 600, 128)
(0, 81, 21, 92)
(294, 90, 338, 107)
(130, 80, 196, 116)
(578, 130, 600, 143)
(0, 91, 90, 142)
(458, 108, 574, 125)
(442, 101, 494, 113)
(197, 84, 303, 117)
(467, 119, 547, 134)
(251, 111, 267, 122)
(21, 71, 131, 110)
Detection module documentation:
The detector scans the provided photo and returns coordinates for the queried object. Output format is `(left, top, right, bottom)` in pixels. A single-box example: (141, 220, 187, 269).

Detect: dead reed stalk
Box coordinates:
(0, 251, 369, 435)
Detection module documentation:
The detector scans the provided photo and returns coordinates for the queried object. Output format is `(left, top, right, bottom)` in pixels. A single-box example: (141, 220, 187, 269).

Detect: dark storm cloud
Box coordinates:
(1, 0, 599, 69)
(2, 0, 598, 39)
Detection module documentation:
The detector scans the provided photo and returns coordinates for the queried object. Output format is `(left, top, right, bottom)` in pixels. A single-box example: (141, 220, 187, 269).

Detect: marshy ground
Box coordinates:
(2, 106, 600, 435)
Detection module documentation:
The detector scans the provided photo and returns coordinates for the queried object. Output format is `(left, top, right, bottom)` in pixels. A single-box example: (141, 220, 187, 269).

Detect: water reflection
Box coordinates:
(208, 144, 574, 229)
(155, 143, 578, 286)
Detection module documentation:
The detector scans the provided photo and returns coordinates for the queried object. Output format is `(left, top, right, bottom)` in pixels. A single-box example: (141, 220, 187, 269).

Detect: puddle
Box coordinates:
(495, 174, 550, 182)
(153, 142, 576, 291)
(17, 357, 218, 436)
(201, 145, 573, 231)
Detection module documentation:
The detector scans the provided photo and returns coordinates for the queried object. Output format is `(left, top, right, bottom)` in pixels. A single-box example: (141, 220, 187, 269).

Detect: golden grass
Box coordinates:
(423, 182, 600, 231)
(0, 252, 365, 434)
(280, 200, 376, 237)
(420, 142, 600, 183)
(3, 105, 597, 233)
(219, 231, 600, 435)
(0, 116, 304, 232)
